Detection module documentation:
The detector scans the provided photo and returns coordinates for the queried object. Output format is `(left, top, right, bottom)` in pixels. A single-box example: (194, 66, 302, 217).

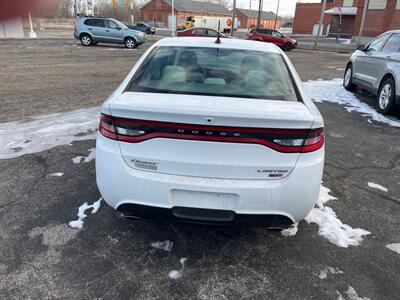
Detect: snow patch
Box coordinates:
(151, 240, 174, 252)
(169, 258, 187, 280)
(318, 266, 343, 279)
(305, 185, 370, 248)
(49, 172, 64, 177)
(304, 78, 400, 128)
(345, 286, 371, 300)
(386, 243, 400, 255)
(281, 222, 298, 237)
(68, 198, 102, 229)
(0, 107, 100, 160)
(367, 182, 388, 192)
(72, 148, 96, 164)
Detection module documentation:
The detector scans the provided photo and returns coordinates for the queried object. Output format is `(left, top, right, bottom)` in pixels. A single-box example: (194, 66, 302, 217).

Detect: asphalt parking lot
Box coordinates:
(0, 38, 399, 299)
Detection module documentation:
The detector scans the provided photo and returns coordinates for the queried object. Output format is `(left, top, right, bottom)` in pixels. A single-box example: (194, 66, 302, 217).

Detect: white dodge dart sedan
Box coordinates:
(96, 37, 324, 228)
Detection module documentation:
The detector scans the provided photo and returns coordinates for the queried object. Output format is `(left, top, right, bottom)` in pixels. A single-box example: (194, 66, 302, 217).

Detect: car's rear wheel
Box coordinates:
(377, 77, 396, 115)
(125, 37, 137, 49)
(146, 29, 150, 34)
(80, 34, 93, 46)
(343, 63, 356, 91)
(283, 43, 293, 51)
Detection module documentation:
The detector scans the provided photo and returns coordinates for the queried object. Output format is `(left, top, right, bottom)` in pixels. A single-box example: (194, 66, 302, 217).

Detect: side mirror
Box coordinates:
(357, 44, 366, 51)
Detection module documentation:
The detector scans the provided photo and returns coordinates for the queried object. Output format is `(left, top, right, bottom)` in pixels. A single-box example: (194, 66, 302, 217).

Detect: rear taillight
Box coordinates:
(74, 25, 77, 33)
(99, 114, 324, 153)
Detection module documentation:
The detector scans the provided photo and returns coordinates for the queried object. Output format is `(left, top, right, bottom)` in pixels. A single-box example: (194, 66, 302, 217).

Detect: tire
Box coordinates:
(80, 34, 93, 46)
(146, 29, 150, 34)
(377, 77, 396, 115)
(343, 63, 356, 91)
(124, 37, 137, 49)
(283, 43, 293, 51)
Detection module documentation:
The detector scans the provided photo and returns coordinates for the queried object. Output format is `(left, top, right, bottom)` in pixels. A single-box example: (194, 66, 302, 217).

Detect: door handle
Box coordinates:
(88, 28, 92, 30)
(105, 30, 110, 32)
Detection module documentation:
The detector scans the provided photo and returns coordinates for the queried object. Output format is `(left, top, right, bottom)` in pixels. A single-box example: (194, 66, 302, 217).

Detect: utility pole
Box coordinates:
(129, 0, 134, 24)
(74, 0, 79, 20)
(231, 0, 236, 37)
(274, 0, 280, 30)
(313, 0, 327, 50)
(171, 0, 175, 36)
(257, 0, 263, 29)
(357, 0, 369, 46)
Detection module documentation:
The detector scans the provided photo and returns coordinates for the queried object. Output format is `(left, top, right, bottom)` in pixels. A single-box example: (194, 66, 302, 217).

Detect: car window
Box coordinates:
(272, 31, 283, 37)
(381, 33, 400, 53)
(84, 19, 93, 26)
(105, 20, 120, 29)
(207, 29, 218, 37)
(84, 19, 104, 27)
(366, 34, 389, 52)
(128, 46, 299, 101)
(193, 28, 207, 35)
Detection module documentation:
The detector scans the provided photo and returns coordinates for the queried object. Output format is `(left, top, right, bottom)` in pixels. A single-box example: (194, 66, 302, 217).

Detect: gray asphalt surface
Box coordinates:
(0, 38, 399, 299)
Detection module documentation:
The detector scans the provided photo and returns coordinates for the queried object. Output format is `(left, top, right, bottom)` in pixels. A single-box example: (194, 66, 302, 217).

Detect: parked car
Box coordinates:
(127, 22, 156, 34)
(96, 37, 324, 228)
(177, 27, 225, 38)
(247, 28, 297, 51)
(344, 30, 400, 114)
(74, 16, 146, 49)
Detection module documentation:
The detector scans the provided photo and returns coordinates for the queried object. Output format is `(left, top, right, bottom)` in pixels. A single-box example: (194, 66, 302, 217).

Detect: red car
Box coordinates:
(247, 28, 297, 51)
(177, 27, 225, 38)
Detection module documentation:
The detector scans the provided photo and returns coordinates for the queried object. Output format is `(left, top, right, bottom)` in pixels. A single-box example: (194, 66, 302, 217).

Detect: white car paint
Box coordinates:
(96, 37, 324, 226)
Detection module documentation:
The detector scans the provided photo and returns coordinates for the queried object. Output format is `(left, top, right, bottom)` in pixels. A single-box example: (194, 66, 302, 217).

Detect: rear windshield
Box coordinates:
(128, 46, 299, 101)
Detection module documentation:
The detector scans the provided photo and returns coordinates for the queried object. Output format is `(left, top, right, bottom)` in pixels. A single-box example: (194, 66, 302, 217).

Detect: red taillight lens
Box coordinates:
(302, 128, 324, 153)
(99, 114, 324, 153)
(99, 114, 117, 139)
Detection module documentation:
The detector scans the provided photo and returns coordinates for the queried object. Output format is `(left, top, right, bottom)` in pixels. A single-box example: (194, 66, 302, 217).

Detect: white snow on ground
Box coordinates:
(151, 240, 174, 252)
(281, 223, 298, 237)
(345, 286, 371, 300)
(367, 182, 388, 192)
(168, 258, 187, 280)
(305, 185, 370, 248)
(0, 107, 100, 160)
(386, 243, 400, 255)
(72, 148, 96, 164)
(69, 197, 103, 229)
(336, 291, 346, 300)
(304, 78, 400, 128)
(49, 172, 64, 177)
(318, 266, 343, 279)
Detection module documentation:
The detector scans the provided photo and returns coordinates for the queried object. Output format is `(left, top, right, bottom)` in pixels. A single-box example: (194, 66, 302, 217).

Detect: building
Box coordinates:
(140, 0, 231, 29)
(236, 8, 280, 29)
(0, 17, 24, 38)
(293, 0, 400, 38)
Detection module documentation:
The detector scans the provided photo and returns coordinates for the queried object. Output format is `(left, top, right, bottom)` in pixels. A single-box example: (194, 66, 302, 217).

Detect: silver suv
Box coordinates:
(74, 17, 146, 49)
(344, 30, 400, 114)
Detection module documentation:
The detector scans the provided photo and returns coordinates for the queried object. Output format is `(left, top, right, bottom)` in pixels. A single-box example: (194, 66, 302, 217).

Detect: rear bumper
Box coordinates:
(117, 204, 293, 227)
(96, 133, 324, 224)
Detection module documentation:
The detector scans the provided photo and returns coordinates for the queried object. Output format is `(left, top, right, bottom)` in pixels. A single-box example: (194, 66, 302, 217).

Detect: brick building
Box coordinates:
(139, 0, 230, 28)
(236, 8, 280, 29)
(293, 0, 400, 38)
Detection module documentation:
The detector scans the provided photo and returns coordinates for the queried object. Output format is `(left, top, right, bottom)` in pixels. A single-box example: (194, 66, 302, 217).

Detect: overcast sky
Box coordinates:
(235, 0, 320, 17)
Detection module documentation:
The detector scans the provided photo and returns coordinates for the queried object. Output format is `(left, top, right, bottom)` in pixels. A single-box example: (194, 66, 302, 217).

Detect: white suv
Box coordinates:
(96, 37, 324, 228)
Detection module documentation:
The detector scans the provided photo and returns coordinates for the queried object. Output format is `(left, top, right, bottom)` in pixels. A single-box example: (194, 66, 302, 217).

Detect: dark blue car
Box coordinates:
(127, 22, 156, 35)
